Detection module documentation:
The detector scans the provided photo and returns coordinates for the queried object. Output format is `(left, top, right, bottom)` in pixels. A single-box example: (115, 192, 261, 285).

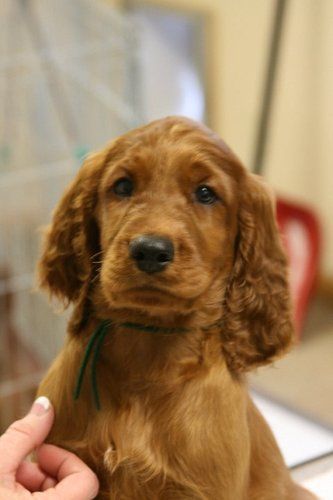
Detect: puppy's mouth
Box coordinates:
(111, 284, 193, 306)
(125, 285, 182, 302)
(100, 277, 202, 313)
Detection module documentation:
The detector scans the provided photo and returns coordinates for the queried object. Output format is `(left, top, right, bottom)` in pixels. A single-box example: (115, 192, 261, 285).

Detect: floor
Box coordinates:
(253, 393, 333, 468)
(250, 294, 333, 428)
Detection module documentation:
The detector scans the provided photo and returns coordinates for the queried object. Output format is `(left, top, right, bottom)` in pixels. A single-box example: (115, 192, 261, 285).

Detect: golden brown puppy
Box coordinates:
(37, 117, 315, 499)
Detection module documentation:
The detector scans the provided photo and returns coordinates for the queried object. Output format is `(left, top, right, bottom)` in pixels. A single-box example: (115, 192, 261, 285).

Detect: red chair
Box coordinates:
(276, 198, 321, 338)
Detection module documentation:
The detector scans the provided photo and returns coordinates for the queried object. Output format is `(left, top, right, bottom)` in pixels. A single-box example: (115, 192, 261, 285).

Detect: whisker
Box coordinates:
(90, 250, 104, 262)
(90, 267, 101, 284)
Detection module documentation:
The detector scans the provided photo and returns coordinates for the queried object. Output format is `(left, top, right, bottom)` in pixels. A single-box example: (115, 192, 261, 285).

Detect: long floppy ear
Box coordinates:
(38, 150, 106, 331)
(221, 173, 294, 372)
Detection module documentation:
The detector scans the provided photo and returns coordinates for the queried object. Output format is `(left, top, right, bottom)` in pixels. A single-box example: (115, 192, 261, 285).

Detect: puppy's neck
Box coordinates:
(103, 323, 224, 402)
(73, 306, 224, 404)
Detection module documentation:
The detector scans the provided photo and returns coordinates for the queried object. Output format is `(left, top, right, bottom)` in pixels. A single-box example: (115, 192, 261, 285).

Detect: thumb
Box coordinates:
(0, 396, 54, 476)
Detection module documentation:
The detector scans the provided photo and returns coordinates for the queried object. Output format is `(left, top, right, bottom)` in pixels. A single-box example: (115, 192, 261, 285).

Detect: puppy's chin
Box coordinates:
(101, 286, 197, 315)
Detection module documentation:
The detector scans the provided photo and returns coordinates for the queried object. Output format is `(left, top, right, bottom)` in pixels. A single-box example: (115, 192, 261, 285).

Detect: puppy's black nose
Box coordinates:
(129, 235, 174, 274)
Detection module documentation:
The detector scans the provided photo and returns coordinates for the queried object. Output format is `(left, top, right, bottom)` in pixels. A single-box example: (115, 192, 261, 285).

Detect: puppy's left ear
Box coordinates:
(221, 174, 294, 372)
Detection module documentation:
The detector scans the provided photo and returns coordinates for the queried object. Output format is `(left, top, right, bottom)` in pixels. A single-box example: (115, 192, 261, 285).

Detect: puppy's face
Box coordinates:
(97, 125, 240, 314)
(39, 117, 293, 371)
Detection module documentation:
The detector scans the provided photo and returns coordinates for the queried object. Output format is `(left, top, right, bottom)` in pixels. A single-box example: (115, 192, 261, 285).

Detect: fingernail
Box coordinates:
(30, 396, 51, 416)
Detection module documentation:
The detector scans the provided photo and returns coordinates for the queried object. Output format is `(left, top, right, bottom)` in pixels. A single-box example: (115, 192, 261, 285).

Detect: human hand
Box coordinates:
(0, 397, 99, 499)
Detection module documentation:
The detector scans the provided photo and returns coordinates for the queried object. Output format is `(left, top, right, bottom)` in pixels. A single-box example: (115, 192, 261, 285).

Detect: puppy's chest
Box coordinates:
(102, 398, 165, 479)
(100, 370, 225, 477)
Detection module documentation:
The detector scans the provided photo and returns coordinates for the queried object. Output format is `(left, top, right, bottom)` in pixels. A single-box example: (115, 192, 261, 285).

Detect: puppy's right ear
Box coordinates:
(38, 151, 106, 305)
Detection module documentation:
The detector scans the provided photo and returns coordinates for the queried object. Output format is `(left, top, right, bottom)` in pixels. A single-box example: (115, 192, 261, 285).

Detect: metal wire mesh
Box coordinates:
(0, 0, 141, 430)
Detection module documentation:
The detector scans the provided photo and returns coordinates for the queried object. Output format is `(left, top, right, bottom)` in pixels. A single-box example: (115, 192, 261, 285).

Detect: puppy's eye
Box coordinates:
(113, 177, 134, 197)
(195, 185, 218, 205)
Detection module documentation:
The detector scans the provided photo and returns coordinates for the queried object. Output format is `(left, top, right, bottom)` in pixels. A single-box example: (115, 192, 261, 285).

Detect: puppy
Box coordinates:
(37, 117, 315, 499)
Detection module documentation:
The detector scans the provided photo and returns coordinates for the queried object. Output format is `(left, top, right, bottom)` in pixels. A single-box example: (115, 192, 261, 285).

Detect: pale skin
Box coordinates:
(0, 397, 99, 500)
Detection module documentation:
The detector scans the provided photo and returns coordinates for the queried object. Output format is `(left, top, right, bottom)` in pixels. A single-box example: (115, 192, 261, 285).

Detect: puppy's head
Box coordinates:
(38, 116, 293, 371)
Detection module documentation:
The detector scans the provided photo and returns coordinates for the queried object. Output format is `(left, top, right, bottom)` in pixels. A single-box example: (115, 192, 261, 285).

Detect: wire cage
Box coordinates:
(0, 0, 141, 431)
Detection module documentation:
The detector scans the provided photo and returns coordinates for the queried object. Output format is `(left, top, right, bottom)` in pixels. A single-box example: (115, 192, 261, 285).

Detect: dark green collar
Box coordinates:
(73, 319, 190, 410)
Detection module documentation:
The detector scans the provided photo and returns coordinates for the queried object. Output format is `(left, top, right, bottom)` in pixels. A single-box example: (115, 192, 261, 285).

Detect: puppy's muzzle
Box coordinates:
(129, 235, 174, 274)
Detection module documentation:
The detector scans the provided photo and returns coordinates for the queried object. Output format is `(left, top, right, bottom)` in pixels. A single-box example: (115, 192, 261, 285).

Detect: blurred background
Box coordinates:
(0, 0, 332, 489)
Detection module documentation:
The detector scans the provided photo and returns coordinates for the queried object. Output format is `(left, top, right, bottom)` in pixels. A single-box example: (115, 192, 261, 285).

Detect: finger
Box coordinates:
(37, 444, 99, 500)
(0, 397, 54, 476)
(16, 461, 57, 492)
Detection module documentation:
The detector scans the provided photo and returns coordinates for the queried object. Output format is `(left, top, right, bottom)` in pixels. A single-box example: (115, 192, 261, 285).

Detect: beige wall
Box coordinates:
(265, 0, 333, 280)
(113, 0, 333, 278)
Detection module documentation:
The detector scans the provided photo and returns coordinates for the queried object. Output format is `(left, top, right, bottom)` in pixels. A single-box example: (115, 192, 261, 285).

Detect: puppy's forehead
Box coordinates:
(106, 117, 244, 181)
(123, 117, 236, 159)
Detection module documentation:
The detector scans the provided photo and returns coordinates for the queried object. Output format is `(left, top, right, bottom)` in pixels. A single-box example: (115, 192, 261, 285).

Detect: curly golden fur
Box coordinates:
(37, 117, 315, 499)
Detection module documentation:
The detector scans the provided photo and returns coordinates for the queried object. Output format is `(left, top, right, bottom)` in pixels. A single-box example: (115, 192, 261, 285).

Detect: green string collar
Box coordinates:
(73, 319, 189, 410)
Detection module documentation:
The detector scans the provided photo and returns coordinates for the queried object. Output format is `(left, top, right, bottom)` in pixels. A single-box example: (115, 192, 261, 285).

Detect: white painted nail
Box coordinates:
(30, 396, 51, 416)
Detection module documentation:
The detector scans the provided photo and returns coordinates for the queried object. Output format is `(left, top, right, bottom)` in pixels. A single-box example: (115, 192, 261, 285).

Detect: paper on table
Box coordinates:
(252, 393, 333, 468)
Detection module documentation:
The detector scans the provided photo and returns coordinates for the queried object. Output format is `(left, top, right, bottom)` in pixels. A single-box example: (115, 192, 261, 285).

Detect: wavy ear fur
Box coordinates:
(221, 174, 294, 372)
(38, 151, 106, 332)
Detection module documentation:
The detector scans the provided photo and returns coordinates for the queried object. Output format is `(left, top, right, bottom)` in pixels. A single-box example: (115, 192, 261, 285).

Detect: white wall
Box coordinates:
(132, 5, 206, 123)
